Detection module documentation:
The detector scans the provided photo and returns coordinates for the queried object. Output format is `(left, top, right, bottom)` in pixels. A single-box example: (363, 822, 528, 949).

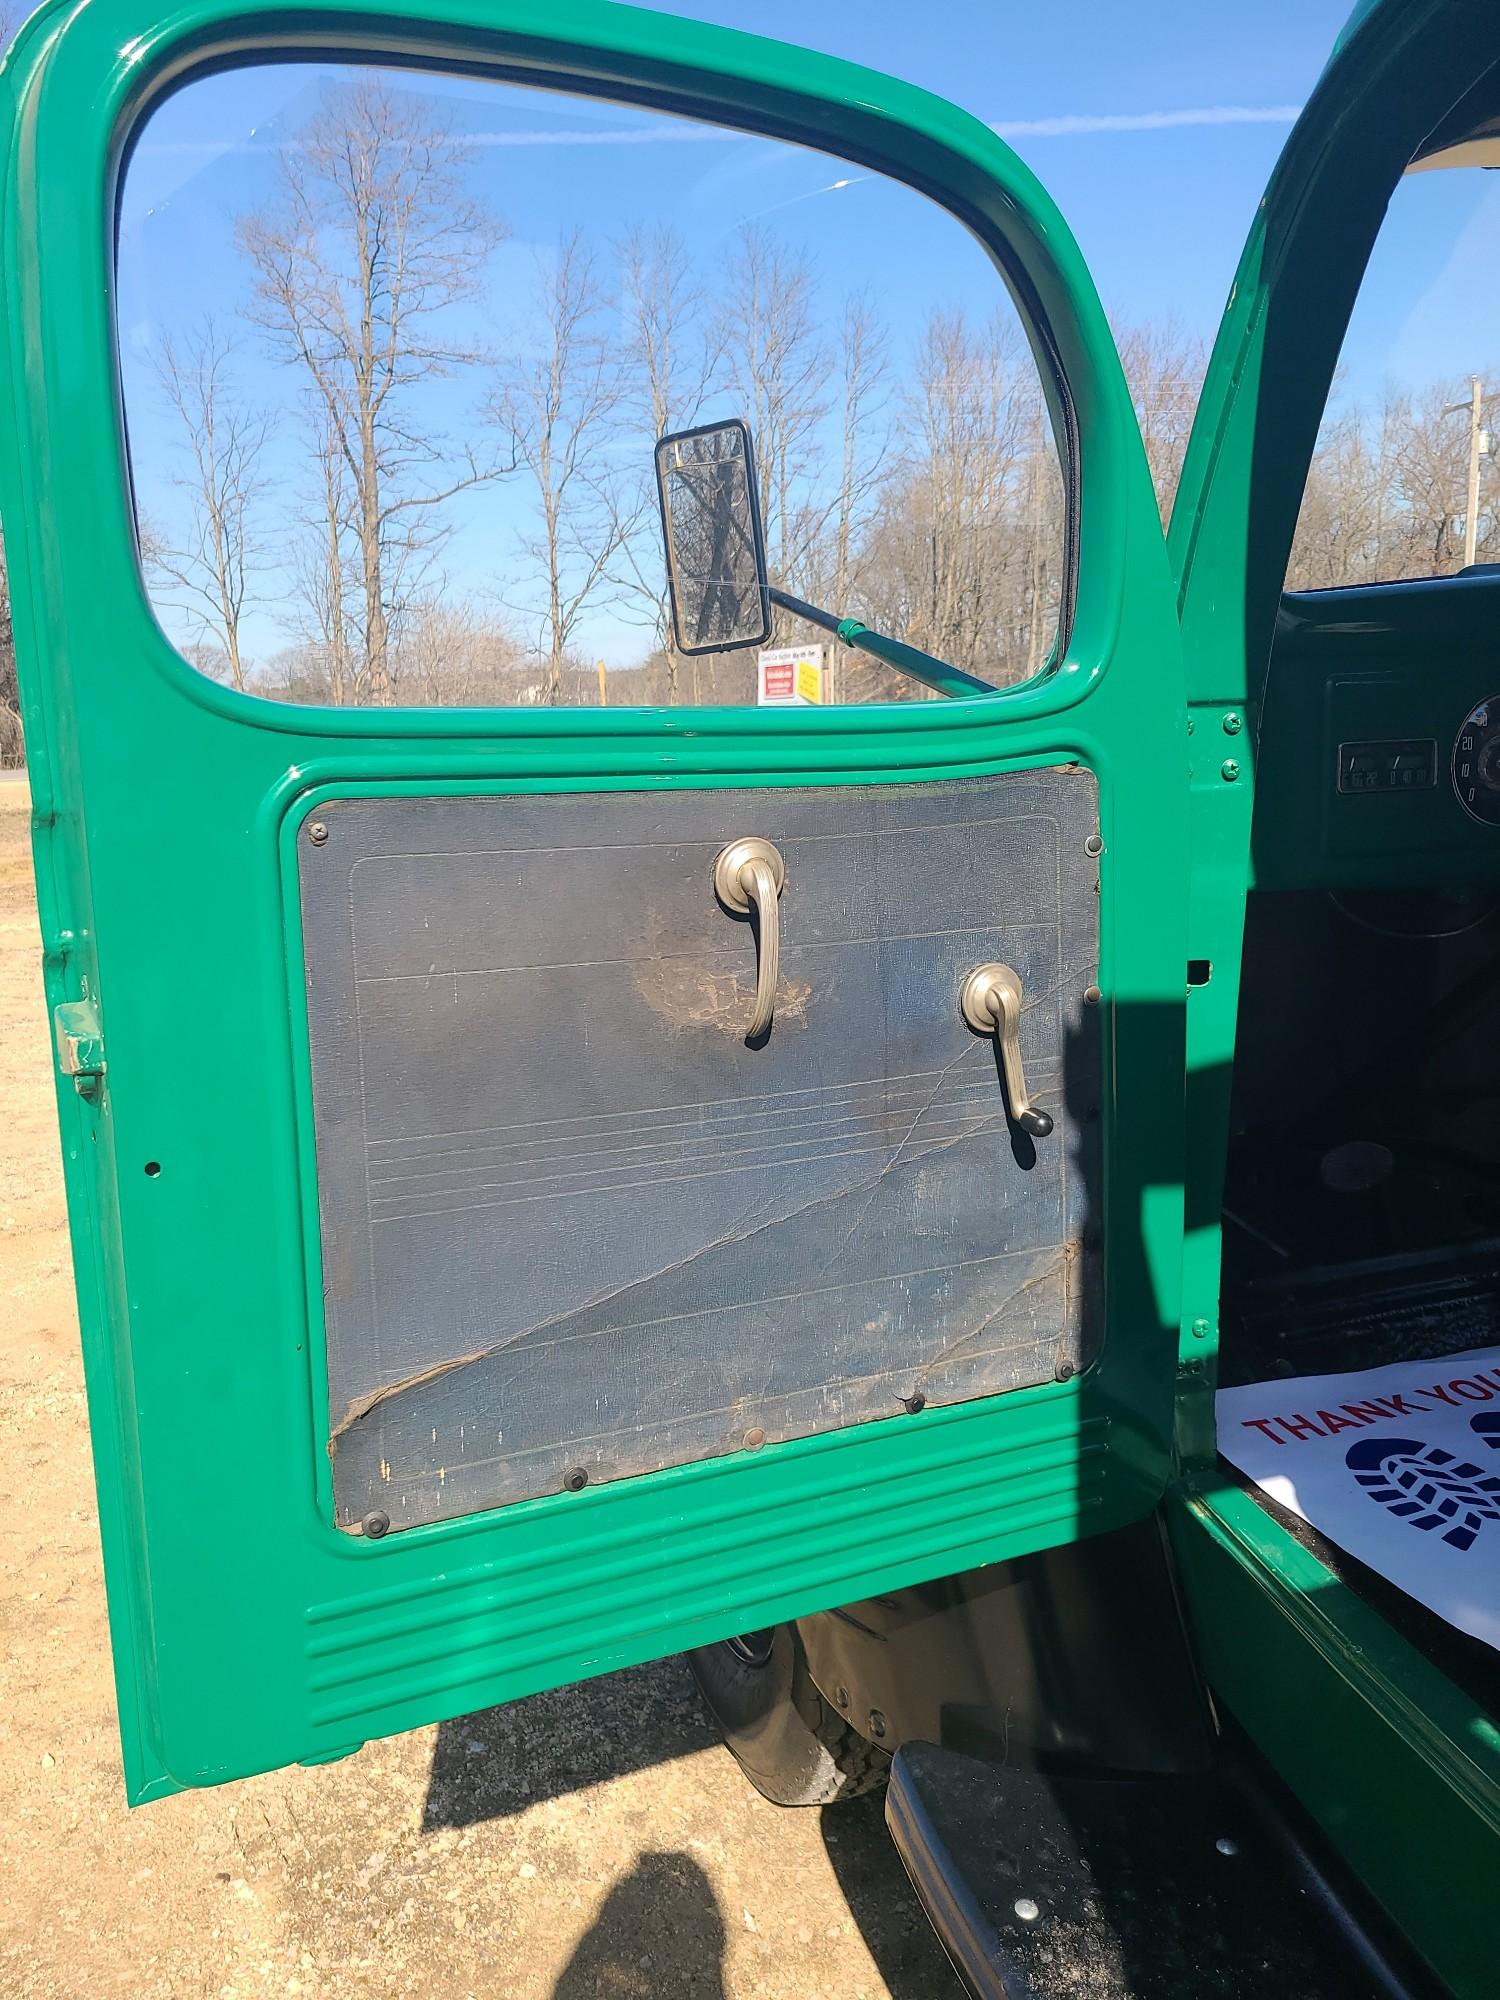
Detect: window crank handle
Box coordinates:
(960, 963, 1054, 1138)
(714, 838, 787, 1040)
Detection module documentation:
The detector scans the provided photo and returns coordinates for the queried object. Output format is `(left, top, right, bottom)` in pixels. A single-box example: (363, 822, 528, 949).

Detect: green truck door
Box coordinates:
(0, 0, 1189, 1800)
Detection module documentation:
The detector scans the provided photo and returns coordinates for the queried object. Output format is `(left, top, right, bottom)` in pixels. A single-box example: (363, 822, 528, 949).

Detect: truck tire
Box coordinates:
(686, 1623, 890, 1806)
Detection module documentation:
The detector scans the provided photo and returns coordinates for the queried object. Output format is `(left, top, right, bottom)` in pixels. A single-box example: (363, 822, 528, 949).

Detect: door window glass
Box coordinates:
(1287, 142, 1500, 589)
(118, 63, 1067, 707)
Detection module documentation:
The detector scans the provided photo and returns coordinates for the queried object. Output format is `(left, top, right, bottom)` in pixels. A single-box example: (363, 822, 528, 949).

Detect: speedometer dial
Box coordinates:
(1453, 697, 1500, 826)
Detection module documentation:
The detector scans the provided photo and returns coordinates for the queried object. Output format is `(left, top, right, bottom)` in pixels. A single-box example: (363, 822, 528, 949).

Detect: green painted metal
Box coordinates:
(1167, 2, 1500, 1984)
(1169, 1486, 1500, 2000)
(767, 589, 1001, 699)
(1168, 0, 1499, 1483)
(833, 617, 995, 700)
(1247, 578, 1500, 894)
(0, 0, 1188, 1799)
(1171, 0, 1498, 705)
(1165, 0, 1493, 1443)
(761, 586, 995, 699)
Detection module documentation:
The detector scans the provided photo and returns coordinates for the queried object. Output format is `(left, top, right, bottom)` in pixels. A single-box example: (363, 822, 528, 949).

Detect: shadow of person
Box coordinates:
(552, 1851, 727, 2000)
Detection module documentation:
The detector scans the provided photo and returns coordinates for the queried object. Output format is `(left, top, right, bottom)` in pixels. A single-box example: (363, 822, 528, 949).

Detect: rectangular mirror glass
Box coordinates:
(655, 419, 771, 655)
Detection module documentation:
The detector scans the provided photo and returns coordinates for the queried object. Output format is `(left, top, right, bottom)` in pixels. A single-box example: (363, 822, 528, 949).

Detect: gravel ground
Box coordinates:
(0, 780, 960, 2000)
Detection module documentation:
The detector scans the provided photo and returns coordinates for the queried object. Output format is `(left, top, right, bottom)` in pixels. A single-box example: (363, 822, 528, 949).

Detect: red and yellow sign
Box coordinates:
(757, 645, 826, 706)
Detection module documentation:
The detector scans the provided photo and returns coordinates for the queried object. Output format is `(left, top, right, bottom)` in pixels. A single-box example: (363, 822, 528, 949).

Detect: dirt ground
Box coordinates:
(0, 777, 959, 2000)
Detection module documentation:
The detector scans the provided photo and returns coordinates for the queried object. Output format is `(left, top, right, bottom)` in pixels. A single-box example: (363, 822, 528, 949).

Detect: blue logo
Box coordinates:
(1345, 1415, 1500, 1553)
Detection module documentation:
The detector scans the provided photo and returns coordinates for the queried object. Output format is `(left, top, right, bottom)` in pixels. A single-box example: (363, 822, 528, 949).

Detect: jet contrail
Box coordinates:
(138, 104, 1304, 160)
(994, 105, 1303, 138)
(740, 175, 866, 223)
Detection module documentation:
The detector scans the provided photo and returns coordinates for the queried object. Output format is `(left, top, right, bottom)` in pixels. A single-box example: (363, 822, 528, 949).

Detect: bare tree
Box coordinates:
(146, 321, 271, 691)
(1115, 320, 1206, 524)
(789, 293, 892, 702)
(283, 404, 356, 704)
(238, 78, 502, 705)
(873, 310, 1034, 682)
(829, 293, 891, 611)
(1394, 377, 1500, 575)
(490, 230, 636, 704)
(715, 226, 829, 600)
(836, 306, 1074, 693)
(615, 224, 718, 698)
(1288, 394, 1399, 588)
(1288, 374, 1500, 588)
(620, 224, 718, 449)
(391, 597, 530, 704)
(1020, 401, 1065, 678)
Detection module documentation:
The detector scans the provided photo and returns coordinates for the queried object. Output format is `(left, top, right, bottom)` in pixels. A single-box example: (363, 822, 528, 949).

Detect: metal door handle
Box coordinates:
(714, 838, 786, 1039)
(960, 963, 1054, 1138)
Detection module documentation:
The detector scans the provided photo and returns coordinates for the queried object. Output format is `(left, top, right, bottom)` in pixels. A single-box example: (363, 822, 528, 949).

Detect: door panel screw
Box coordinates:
(1015, 1899, 1040, 1922)
(1055, 1361, 1075, 1382)
(563, 1467, 589, 1492)
(362, 1510, 390, 1539)
(1191, 1318, 1211, 1340)
(835, 1685, 850, 1709)
(1084, 834, 1103, 856)
(307, 820, 329, 845)
(1215, 1837, 1239, 1857)
(867, 1710, 887, 1740)
(1222, 712, 1243, 735)
(901, 1392, 926, 1415)
(1083, 984, 1102, 1007)
(1220, 759, 1240, 782)
(743, 1426, 766, 1450)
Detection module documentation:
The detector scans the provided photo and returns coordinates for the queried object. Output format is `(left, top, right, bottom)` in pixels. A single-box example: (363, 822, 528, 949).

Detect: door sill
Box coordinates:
(885, 1741, 1436, 1999)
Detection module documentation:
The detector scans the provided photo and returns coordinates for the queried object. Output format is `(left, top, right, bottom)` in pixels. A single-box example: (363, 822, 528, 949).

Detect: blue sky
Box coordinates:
(115, 1, 1500, 676)
(637, 0, 1500, 397)
(644, 0, 1336, 339)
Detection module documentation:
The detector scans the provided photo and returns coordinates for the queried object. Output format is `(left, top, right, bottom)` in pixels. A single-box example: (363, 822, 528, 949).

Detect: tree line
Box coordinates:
(138, 77, 1076, 710)
(0, 75, 1494, 758)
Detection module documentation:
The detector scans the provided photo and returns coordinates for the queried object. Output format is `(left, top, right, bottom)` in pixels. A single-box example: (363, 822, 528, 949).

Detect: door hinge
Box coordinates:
(54, 998, 105, 1096)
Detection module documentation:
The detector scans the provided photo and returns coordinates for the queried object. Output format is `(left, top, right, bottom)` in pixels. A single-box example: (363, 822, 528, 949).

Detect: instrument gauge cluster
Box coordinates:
(1452, 697, 1500, 826)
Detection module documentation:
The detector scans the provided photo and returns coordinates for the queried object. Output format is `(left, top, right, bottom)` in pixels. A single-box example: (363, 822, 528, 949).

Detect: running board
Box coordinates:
(886, 1743, 1432, 2000)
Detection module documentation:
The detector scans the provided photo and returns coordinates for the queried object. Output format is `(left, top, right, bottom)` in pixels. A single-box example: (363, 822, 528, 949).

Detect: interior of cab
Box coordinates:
(1216, 88, 1500, 1698)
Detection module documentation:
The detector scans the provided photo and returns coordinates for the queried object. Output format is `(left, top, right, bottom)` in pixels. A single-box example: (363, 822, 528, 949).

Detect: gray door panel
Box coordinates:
(299, 774, 1101, 1532)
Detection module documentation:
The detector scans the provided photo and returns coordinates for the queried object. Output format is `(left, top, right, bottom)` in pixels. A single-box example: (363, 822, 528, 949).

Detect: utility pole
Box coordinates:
(1465, 374, 1485, 571)
(1445, 376, 1489, 569)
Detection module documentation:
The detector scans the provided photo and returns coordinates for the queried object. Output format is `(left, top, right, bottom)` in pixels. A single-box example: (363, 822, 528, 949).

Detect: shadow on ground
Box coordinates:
(423, 1658, 961, 1998)
(423, 1657, 720, 1828)
(551, 1851, 727, 2000)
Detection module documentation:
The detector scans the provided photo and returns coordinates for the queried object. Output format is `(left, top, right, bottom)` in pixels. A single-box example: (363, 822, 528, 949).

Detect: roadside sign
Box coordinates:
(757, 645, 825, 706)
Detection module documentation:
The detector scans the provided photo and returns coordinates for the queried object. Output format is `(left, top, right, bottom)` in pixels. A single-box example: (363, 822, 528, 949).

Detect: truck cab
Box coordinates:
(2, 0, 1496, 1992)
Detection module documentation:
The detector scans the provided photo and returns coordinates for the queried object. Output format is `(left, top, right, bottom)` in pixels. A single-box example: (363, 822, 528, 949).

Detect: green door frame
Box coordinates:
(1, 0, 1188, 1800)
(1166, 5, 1500, 1991)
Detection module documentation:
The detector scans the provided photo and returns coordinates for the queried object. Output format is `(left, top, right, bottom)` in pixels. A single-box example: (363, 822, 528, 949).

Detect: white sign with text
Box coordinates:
(1217, 1347, 1500, 1649)
(757, 645, 825, 706)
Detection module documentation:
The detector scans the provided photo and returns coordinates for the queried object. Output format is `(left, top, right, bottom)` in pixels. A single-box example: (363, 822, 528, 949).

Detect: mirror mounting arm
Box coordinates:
(766, 588, 993, 701)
